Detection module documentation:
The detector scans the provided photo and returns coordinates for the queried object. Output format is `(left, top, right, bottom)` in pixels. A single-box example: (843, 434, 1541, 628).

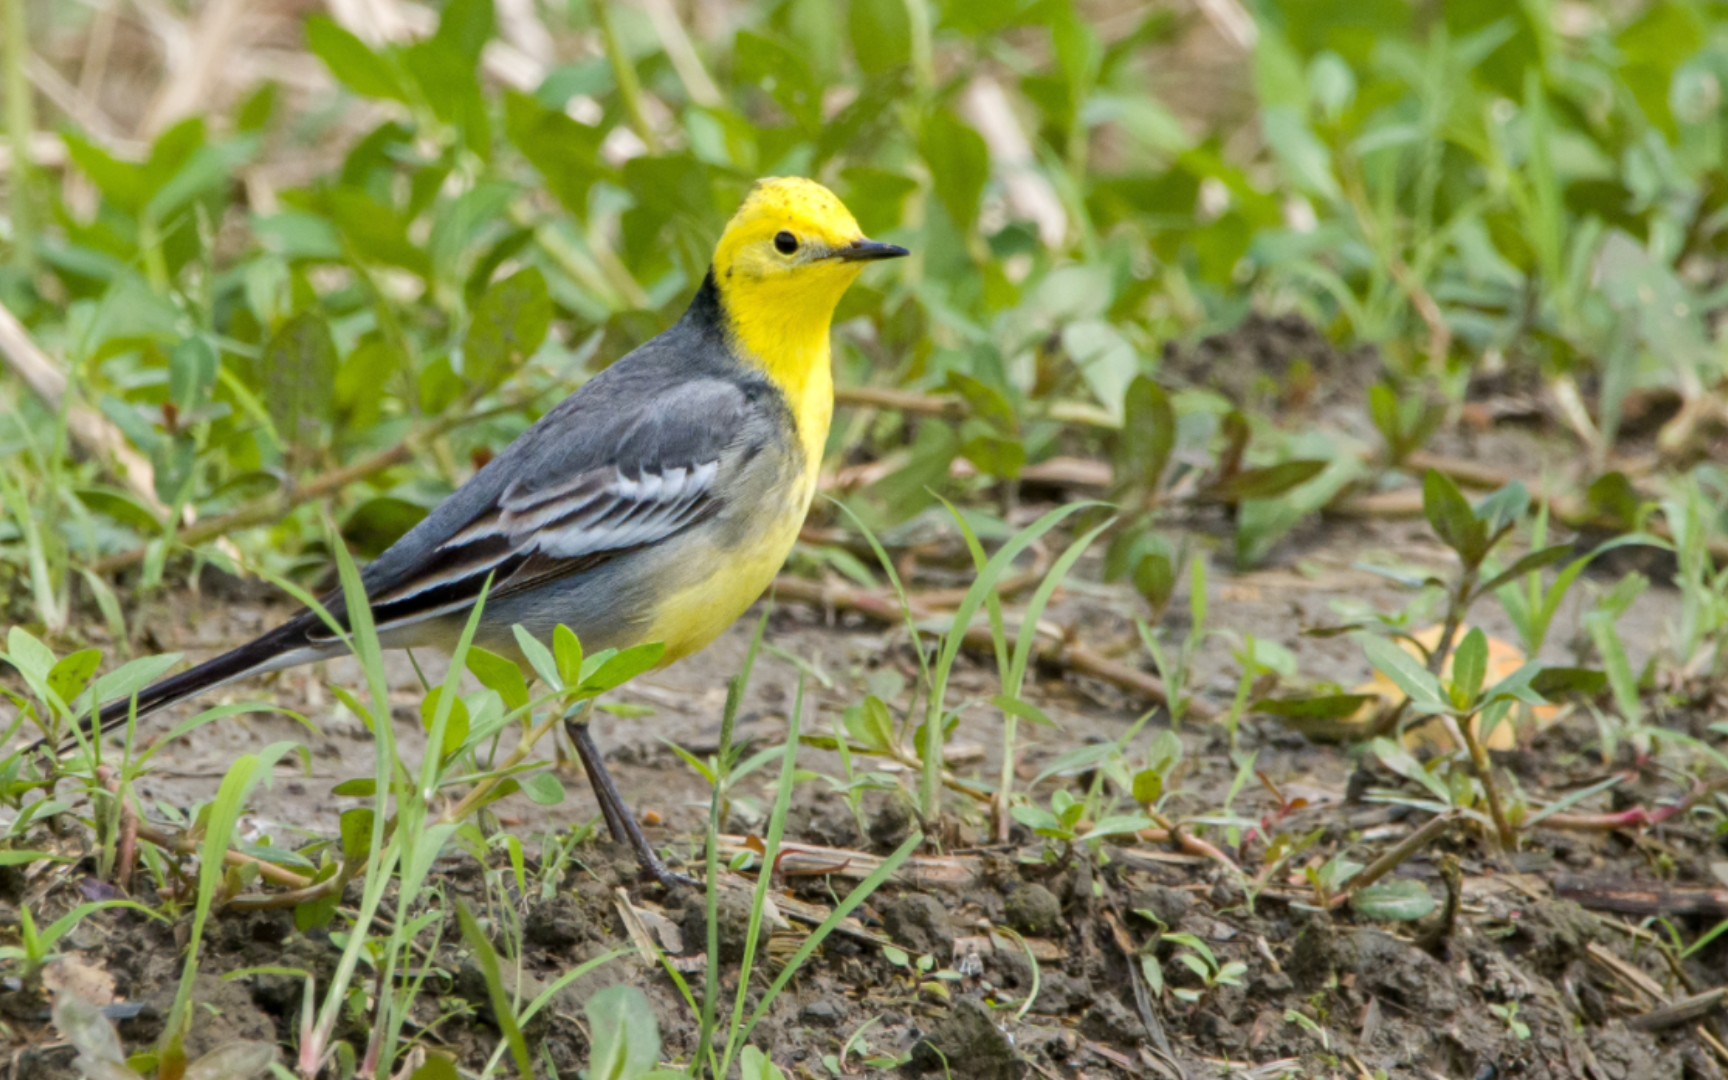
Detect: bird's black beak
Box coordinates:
(832, 238, 911, 262)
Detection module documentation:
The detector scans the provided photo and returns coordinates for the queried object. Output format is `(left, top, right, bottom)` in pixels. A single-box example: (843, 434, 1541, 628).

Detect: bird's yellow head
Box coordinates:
(710, 178, 906, 399)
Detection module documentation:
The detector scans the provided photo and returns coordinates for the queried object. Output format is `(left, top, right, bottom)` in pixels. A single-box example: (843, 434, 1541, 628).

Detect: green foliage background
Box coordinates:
(2, 0, 1727, 607)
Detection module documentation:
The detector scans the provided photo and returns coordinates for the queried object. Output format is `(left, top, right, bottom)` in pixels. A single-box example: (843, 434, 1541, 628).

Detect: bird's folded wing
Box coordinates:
(306, 375, 760, 643)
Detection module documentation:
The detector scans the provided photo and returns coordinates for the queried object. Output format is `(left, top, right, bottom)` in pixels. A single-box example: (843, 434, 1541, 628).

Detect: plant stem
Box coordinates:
(594, 0, 661, 155)
(439, 711, 563, 824)
(1459, 717, 1517, 849)
(134, 822, 315, 890)
(1339, 810, 1458, 905)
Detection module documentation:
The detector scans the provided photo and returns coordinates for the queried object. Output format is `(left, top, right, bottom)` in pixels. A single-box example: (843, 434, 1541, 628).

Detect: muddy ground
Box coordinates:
(5, 320, 1727, 1079)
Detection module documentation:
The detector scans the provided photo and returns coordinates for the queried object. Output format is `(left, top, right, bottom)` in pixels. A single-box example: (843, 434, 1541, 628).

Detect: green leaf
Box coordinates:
(0, 850, 70, 867)
(403, 39, 491, 155)
(740, 1045, 789, 1080)
(259, 313, 338, 458)
(959, 431, 1026, 479)
(1361, 636, 1445, 710)
(1588, 609, 1642, 724)
(511, 626, 561, 689)
(503, 91, 607, 217)
(580, 641, 665, 695)
(919, 108, 989, 234)
(339, 808, 375, 865)
(1528, 667, 1608, 699)
(946, 371, 1017, 433)
(553, 625, 584, 692)
(1478, 544, 1575, 595)
(521, 772, 566, 807)
(420, 687, 470, 762)
(1061, 320, 1138, 423)
(1422, 470, 1487, 565)
(1085, 814, 1155, 841)
(991, 695, 1056, 729)
(849, 0, 911, 75)
(62, 130, 143, 211)
(1369, 737, 1453, 804)
(88, 654, 182, 716)
(845, 696, 898, 752)
(1118, 376, 1175, 491)
(455, 902, 533, 1078)
(306, 16, 407, 102)
(168, 337, 220, 413)
(467, 647, 530, 714)
(735, 31, 822, 131)
(1131, 552, 1176, 613)
(1261, 105, 1341, 200)
(1350, 880, 1437, 922)
(1131, 768, 1162, 806)
(1210, 459, 1329, 502)
(1451, 628, 1489, 708)
(431, 0, 493, 65)
(585, 985, 664, 1080)
(1251, 693, 1376, 720)
(47, 649, 103, 711)
(406, 1051, 460, 1080)
(1474, 484, 1530, 536)
(6, 627, 56, 684)
(465, 267, 550, 389)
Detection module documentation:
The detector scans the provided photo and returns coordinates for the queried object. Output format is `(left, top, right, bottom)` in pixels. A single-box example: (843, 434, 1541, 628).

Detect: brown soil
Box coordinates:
(4, 318, 1724, 1079)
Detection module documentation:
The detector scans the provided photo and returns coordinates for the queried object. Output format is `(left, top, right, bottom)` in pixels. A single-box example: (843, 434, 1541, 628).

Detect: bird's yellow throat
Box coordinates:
(709, 178, 878, 476)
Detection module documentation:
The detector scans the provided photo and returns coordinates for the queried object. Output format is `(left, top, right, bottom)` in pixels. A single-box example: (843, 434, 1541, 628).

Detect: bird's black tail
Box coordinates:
(28, 621, 315, 755)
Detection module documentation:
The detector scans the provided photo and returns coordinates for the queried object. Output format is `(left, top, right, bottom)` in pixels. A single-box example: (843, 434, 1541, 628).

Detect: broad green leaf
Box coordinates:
(168, 337, 220, 413)
(503, 91, 608, 217)
(849, 0, 911, 75)
(407, 1052, 460, 1080)
(1061, 320, 1137, 424)
(420, 687, 470, 762)
(259, 313, 338, 459)
(1422, 471, 1487, 565)
(87, 654, 182, 716)
(1211, 460, 1330, 502)
(585, 985, 664, 1080)
(1528, 667, 1608, 699)
(1450, 629, 1489, 707)
(521, 772, 566, 807)
(1350, 879, 1437, 922)
(580, 642, 666, 695)
(467, 647, 530, 714)
(306, 17, 407, 102)
(919, 108, 989, 234)
(740, 1045, 789, 1080)
(1478, 545, 1575, 595)
(1119, 376, 1175, 491)
(47, 649, 103, 711)
(465, 267, 550, 389)
(1362, 636, 1446, 710)
(554, 625, 584, 691)
(511, 626, 561, 689)
(1252, 693, 1377, 720)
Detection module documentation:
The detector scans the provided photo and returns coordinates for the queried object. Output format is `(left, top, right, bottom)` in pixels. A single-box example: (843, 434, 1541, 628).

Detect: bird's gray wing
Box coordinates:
(305, 371, 763, 644)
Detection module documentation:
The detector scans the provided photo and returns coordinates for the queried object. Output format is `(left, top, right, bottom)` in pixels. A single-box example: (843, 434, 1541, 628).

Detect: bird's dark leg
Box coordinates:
(563, 707, 696, 890)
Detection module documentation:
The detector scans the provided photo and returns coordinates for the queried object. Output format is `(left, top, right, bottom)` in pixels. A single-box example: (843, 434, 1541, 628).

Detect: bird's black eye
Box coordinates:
(774, 231, 799, 255)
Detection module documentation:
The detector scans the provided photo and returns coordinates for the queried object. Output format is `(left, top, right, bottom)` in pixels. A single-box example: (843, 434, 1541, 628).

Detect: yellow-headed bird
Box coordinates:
(56, 178, 908, 885)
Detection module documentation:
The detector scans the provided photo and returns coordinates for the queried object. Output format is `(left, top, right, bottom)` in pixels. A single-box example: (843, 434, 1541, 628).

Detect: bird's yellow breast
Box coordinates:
(642, 337, 830, 665)
(642, 498, 808, 664)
